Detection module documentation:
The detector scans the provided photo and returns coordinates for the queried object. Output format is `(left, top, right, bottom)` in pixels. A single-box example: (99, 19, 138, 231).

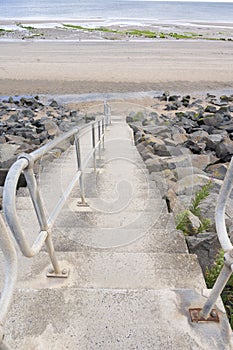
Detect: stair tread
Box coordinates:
(17, 251, 205, 290)
(4, 288, 232, 350)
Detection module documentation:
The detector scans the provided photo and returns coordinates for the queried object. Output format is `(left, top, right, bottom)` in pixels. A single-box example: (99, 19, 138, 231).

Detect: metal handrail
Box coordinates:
(0, 215, 17, 348)
(3, 113, 107, 277)
(196, 157, 233, 320)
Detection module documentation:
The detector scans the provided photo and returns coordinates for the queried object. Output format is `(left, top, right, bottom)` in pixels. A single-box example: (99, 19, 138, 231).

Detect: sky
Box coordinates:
(141, 0, 233, 2)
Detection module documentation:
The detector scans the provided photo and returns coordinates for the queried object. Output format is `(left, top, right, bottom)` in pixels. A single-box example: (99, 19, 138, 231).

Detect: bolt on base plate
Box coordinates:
(189, 308, 220, 323)
(46, 268, 70, 278)
(76, 201, 89, 207)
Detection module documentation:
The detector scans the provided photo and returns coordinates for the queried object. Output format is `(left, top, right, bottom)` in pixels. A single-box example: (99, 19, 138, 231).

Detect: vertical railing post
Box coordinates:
(104, 100, 108, 125)
(190, 157, 233, 322)
(200, 263, 232, 319)
(98, 121, 101, 160)
(24, 166, 62, 276)
(0, 215, 18, 348)
(104, 101, 110, 128)
(108, 104, 112, 125)
(102, 118, 105, 149)
(75, 132, 86, 205)
(92, 124, 96, 172)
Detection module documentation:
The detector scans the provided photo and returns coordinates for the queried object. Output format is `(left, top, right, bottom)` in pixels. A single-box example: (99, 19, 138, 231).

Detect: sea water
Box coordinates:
(0, 1, 233, 25)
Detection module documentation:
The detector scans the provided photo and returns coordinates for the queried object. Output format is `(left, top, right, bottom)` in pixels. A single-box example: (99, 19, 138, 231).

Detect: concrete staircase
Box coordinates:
(2, 116, 233, 349)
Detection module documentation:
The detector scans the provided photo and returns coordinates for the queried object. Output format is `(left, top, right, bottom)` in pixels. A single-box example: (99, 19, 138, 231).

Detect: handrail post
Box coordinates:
(75, 132, 86, 205)
(98, 121, 101, 160)
(23, 166, 62, 275)
(104, 100, 108, 127)
(190, 157, 233, 322)
(102, 118, 105, 149)
(92, 124, 96, 172)
(200, 263, 232, 319)
(104, 101, 111, 127)
(0, 215, 18, 348)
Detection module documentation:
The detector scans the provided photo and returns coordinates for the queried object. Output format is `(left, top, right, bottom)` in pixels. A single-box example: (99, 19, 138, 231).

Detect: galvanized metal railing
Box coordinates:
(0, 215, 17, 349)
(2, 113, 108, 279)
(190, 157, 233, 322)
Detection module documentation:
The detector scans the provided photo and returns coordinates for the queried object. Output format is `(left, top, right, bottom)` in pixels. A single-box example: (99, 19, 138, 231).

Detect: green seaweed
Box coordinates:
(17, 23, 36, 31)
(125, 29, 157, 38)
(25, 33, 44, 38)
(184, 31, 203, 37)
(0, 28, 13, 33)
(63, 24, 158, 38)
(61, 24, 230, 42)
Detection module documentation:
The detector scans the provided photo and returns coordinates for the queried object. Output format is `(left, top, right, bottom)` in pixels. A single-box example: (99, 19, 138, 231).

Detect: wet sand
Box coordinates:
(0, 40, 232, 95)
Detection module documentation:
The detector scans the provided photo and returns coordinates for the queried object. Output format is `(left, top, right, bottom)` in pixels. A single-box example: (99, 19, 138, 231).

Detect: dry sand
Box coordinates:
(0, 40, 232, 95)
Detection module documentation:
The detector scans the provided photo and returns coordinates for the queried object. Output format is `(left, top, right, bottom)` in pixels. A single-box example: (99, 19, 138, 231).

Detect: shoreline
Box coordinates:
(1, 20, 233, 42)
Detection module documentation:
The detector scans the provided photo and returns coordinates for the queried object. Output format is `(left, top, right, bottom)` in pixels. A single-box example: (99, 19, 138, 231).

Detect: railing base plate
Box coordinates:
(46, 268, 70, 279)
(77, 202, 89, 207)
(189, 308, 220, 323)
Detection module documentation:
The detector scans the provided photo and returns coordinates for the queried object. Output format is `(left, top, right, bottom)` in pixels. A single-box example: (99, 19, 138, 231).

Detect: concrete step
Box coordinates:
(51, 224, 187, 253)
(16, 251, 205, 291)
(4, 287, 232, 350)
(11, 196, 182, 252)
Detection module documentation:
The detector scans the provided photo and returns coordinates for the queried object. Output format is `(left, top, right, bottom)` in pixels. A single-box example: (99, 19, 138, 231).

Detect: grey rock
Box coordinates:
(158, 91, 169, 101)
(140, 148, 154, 161)
(166, 146, 188, 157)
(172, 134, 188, 145)
(127, 112, 136, 122)
(142, 125, 171, 138)
(203, 113, 225, 127)
(49, 99, 59, 108)
(217, 106, 230, 115)
(184, 140, 205, 154)
(174, 166, 206, 180)
(143, 136, 170, 157)
(204, 134, 224, 150)
(205, 163, 228, 180)
(190, 154, 218, 170)
(165, 102, 181, 110)
(220, 95, 233, 103)
(164, 155, 192, 170)
(0, 143, 20, 168)
(150, 173, 170, 197)
(185, 210, 202, 235)
(145, 157, 164, 173)
(173, 174, 212, 196)
(7, 113, 19, 123)
(0, 136, 6, 144)
(190, 130, 209, 142)
(218, 124, 233, 133)
(215, 137, 233, 162)
(42, 120, 61, 137)
(205, 105, 217, 113)
(181, 95, 190, 107)
(186, 233, 221, 273)
(21, 109, 35, 119)
(5, 134, 27, 145)
(168, 95, 180, 102)
(70, 110, 77, 118)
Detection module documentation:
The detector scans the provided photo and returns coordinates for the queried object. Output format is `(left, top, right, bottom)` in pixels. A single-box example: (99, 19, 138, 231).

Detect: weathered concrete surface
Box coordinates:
(15, 251, 205, 291)
(1, 115, 233, 348)
(5, 288, 233, 350)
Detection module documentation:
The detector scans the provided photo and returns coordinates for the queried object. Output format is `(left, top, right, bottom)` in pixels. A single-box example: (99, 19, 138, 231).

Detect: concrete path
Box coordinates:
(2, 115, 233, 349)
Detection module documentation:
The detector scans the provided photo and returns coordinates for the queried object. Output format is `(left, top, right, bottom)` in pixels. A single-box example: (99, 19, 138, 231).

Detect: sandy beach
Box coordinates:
(0, 39, 232, 96)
